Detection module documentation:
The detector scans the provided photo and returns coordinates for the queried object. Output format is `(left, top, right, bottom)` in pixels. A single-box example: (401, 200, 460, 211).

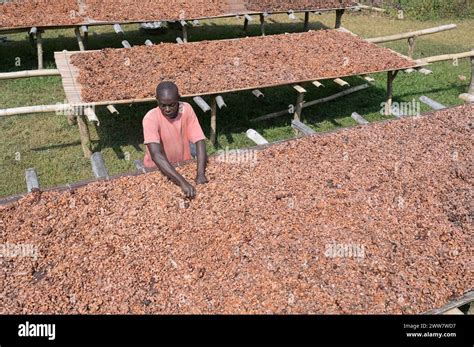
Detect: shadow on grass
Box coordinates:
(73, 77, 394, 157)
(31, 141, 82, 151)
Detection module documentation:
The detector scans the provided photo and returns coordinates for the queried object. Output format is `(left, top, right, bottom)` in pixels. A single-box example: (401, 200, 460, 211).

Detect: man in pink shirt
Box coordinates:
(143, 81, 208, 198)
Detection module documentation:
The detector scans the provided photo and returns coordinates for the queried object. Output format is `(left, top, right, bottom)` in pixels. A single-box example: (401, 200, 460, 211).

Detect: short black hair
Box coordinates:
(156, 81, 179, 98)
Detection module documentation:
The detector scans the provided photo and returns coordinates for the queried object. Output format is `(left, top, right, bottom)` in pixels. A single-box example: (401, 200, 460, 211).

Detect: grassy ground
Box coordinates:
(0, 11, 473, 198)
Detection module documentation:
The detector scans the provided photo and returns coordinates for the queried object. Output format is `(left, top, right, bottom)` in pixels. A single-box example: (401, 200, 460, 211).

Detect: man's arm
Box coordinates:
(195, 139, 208, 185)
(147, 142, 196, 198)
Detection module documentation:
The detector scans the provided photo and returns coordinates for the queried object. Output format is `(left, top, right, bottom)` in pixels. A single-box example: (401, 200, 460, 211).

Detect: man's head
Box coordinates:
(156, 81, 180, 119)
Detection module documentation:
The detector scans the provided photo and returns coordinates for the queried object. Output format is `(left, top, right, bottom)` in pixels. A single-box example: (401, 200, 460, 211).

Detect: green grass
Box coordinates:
(0, 12, 473, 197)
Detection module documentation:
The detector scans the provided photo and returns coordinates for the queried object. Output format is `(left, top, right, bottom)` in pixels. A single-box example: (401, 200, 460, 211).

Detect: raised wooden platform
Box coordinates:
(54, 29, 421, 106)
(0, 0, 358, 32)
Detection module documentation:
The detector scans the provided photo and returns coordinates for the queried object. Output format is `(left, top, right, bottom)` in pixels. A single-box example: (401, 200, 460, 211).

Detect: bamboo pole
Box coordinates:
(415, 51, 474, 64)
(0, 104, 70, 116)
(74, 27, 85, 51)
(303, 83, 369, 108)
(210, 96, 217, 146)
(0, 69, 60, 80)
(251, 83, 370, 122)
(357, 4, 387, 12)
(367, 24, 457, 44)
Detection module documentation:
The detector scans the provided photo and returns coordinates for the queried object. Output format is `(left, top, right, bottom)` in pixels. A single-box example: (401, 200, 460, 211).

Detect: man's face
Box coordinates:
(157, 92, 180, 119)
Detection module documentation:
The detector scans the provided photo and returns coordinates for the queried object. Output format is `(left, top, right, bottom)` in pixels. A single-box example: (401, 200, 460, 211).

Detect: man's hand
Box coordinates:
(180, 180, 196, 198)
(195, 174, 208, 185)
(148, 142, 197, 198)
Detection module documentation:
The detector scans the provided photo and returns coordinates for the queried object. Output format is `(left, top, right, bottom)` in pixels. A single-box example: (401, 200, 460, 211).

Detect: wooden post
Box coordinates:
(260, 14, 265, 36)
(36, 30, 43, 70)
(407, 36, 416, 58)
(82, 26, 88, 50)
(293, 86, 307, 131)
(244, 17, 249, 32)
(304, 12, 310, 31)
(29, 27, 36, 48)
(181, 21, 188, 43)
(67, 108, 77, 126)
(74, 27, 85, 51)
(335, 9, 345, 29)
(77, 115, 93, 158)
(386, 70, 399, 116)
(210, 96, 217, 147)
(295, 92, 305, 122)
(469, 52, 474, 95)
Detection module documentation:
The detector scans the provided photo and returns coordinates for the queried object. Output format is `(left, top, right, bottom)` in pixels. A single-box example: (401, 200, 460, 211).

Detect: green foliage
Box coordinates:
(396, 0, 474, 20)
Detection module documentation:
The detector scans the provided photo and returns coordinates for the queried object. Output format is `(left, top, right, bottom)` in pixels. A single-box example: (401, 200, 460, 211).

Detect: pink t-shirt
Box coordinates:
(143, 102, 206, 167)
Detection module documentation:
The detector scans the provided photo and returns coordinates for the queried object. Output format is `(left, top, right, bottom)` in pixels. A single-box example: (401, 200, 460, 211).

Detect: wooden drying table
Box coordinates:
(53, 28, 422, 157)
